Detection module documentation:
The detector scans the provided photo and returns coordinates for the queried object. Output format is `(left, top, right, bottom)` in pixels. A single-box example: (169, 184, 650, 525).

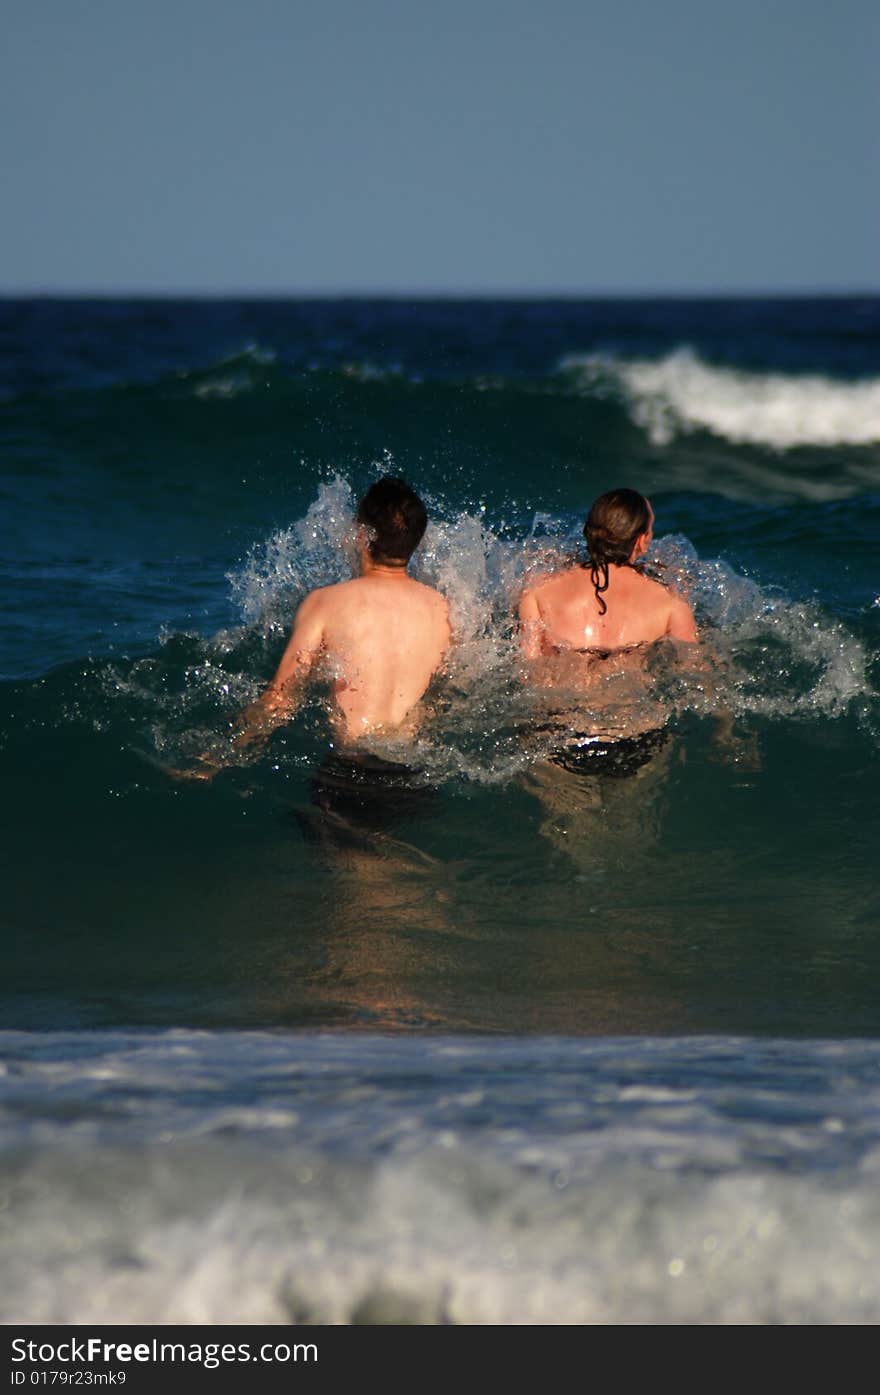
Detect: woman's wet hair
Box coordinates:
(356, 476, 428, 564)
(583, 488, 652, 615)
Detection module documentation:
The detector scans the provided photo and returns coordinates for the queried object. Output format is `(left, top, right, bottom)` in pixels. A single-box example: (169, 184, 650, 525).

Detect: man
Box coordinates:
(247, 476, 449, 744)
(518, 488, 697, 775)
(187, 477, 450, 785)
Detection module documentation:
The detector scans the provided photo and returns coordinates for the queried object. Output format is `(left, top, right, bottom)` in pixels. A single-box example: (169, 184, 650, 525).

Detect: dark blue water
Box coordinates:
(2, 298, 878, 1321)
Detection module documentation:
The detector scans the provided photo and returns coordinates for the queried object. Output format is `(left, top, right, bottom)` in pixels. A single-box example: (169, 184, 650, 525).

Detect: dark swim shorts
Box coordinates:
(307, 749, 440, 833)
(549, 727, 669, 779)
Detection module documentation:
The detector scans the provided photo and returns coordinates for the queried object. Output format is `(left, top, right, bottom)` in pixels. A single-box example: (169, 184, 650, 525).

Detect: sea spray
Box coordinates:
(82, 479, 877, 781)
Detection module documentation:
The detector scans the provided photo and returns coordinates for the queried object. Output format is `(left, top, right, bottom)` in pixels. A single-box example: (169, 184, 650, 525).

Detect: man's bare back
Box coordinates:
(262, 567, 450, 744)
(175, 479, 450, 782)
(241, 477, 450, 750)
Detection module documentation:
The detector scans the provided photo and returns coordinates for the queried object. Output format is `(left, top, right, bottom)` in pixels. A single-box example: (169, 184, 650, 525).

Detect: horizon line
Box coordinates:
(1, 286, 878, 302)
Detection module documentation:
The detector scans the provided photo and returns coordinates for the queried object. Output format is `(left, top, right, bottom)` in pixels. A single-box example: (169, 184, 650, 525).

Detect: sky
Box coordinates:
(2, 0, 877, 295)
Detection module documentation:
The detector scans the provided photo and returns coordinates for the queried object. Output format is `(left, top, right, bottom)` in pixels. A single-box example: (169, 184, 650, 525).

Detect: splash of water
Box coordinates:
(104, 478, 875, 782)
(230, 475, 356, 630)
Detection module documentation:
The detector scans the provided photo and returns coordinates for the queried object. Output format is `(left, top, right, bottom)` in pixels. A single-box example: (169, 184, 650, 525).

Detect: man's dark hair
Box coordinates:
(583, 488, 652, 615)
(356, 477, 428, 565)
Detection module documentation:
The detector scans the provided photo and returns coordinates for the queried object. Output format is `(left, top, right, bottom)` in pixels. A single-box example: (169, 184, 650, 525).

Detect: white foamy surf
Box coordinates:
(561, 348, 880, 453)
(3, 1030, 880, 1325)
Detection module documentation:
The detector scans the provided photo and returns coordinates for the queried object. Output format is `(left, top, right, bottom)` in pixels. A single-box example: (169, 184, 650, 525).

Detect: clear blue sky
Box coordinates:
(2, 0, 877, 294)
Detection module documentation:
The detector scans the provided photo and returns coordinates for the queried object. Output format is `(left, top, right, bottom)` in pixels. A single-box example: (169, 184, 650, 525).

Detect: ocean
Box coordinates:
(1, 296, 878, 1323)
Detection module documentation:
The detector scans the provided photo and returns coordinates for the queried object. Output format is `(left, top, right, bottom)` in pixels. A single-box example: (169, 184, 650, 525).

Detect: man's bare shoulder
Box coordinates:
(378, 575, 449, 612)
(296, 581, 348, 613)
(309, 575, 395, 606)
(318, 574, 448, 617)
(411, 577, 449, 609)
(406, 581, 451, 639)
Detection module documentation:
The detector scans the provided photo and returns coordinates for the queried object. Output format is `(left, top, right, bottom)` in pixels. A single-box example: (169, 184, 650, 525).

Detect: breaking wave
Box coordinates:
(560, 348, 880, 451)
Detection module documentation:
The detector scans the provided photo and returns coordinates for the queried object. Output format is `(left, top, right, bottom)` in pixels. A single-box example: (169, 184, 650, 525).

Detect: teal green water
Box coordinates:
(2, 298, 878, 1035)
(3, 299, 880, 1327)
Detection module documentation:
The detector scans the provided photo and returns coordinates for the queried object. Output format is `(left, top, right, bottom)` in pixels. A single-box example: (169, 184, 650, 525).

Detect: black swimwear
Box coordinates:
(307, 750, 440, 833)
(548, 727, 669, 779)
(564, 642, 645, 660)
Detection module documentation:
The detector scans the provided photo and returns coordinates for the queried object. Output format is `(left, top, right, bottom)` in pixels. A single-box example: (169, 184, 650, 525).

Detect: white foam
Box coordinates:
(4, 1031, 880, 1324)
(561, 348, 880, 452)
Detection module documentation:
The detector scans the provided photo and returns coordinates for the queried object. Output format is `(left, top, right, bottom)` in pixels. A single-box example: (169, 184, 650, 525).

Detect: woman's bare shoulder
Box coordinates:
(524, 563, 580, 599)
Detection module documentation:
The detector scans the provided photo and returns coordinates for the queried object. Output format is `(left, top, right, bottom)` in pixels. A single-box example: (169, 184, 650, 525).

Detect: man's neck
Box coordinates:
(359, 552, 410, 580)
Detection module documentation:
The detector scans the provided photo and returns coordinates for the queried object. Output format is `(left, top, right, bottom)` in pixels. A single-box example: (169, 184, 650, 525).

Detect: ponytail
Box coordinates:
(584, 489, 651, 617)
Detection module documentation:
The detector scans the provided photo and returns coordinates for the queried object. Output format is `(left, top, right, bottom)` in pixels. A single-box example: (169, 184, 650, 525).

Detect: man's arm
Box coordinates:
(518, 588, 544, 660)
(234, 589, 326, 742)
(172, 591, 326, 781)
